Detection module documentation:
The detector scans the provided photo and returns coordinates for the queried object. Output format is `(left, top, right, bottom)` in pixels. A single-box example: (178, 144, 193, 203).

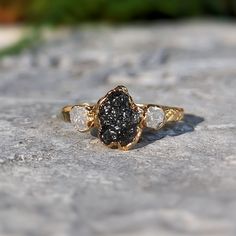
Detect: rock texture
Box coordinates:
(0, 21, 236, 236)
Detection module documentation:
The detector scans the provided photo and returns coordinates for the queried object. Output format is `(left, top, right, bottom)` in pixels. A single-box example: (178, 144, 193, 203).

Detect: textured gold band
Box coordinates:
(61, 105, 72, 122)
(161, 106, 184, 123)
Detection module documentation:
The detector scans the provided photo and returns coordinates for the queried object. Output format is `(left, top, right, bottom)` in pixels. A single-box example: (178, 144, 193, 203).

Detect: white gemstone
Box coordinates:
(70, 106, 88, 131)
(146, 106, 165, 129)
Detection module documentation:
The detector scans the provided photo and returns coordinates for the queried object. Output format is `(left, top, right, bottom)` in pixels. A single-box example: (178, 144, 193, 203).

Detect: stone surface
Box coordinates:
(0, 26, 25, 49)
(0, 21, 236, 236)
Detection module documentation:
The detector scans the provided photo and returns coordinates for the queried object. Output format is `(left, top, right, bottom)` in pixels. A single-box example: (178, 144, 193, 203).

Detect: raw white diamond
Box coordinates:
(70, 106, 88, 131)
(146, 106, 165, 129)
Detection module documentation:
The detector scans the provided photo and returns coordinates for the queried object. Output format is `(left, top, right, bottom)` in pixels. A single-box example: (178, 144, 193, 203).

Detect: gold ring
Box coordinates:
(61, 85, 184, 150)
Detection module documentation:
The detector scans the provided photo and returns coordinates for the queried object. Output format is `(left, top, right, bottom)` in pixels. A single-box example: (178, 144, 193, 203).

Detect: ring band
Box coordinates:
(61, 85, 184, 150)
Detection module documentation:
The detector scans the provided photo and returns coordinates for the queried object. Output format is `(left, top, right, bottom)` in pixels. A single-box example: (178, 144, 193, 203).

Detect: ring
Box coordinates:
(61, 85, 184, 150)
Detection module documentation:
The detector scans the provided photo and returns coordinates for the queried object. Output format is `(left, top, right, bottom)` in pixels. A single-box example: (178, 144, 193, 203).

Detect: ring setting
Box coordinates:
(61, 85, 184, 150)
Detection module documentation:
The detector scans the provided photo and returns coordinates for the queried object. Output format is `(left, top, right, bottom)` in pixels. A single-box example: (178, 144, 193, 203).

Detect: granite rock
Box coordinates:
(0, 21, 236, 236)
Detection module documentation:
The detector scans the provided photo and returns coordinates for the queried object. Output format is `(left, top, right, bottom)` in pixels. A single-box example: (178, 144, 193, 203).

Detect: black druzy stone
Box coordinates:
(98, 90, 140, 146)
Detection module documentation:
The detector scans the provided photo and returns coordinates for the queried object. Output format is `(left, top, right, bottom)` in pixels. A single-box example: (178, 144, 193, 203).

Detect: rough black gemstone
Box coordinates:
(98, 90, 140, 146)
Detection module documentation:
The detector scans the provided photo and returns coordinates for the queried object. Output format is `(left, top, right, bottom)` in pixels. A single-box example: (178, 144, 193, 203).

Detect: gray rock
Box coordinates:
(0, 21, 236, 236)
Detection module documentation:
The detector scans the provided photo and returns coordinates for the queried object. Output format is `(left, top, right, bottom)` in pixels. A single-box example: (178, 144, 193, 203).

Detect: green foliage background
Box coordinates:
(0, 0, 236, 24)
(28, 0, 236, 24)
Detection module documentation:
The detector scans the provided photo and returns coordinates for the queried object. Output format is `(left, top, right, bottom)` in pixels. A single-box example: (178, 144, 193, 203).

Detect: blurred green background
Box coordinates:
(0, 0, 236, 24)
